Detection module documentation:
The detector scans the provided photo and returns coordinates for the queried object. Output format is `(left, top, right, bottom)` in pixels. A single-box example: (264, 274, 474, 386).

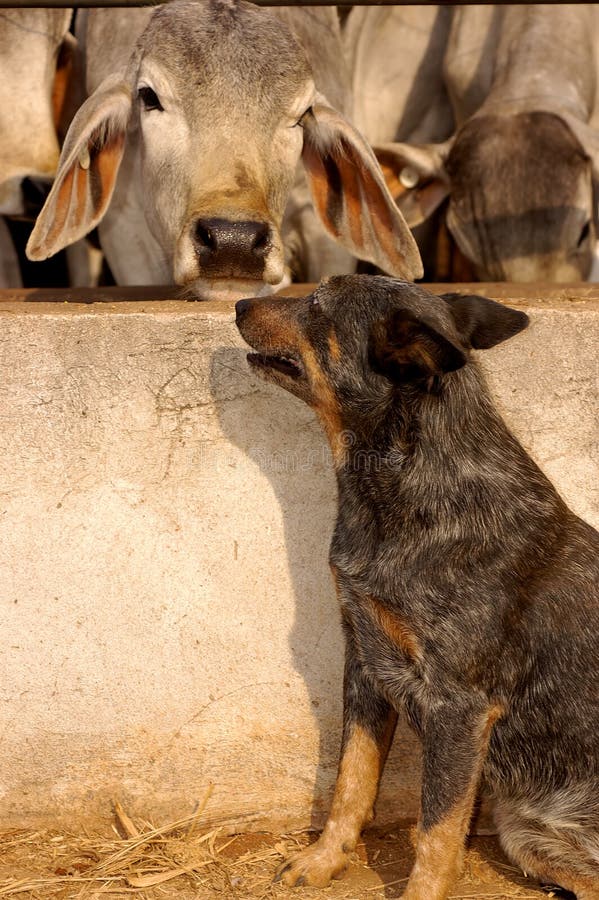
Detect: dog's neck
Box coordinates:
(335, 362, 507, 470)
(329, 361, 566, 561)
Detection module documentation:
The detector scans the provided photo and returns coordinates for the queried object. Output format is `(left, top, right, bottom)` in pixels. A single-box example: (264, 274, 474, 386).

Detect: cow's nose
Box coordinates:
(192, 218, 271, 277)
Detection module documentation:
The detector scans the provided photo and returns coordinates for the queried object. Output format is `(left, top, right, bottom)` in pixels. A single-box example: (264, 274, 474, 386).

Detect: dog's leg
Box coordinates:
(275, 640, 397, 888)
(402, 700, 502, 900)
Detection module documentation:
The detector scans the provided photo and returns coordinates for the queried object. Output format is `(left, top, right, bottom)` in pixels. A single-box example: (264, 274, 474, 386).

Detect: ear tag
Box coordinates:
(399, 166, 419, 189)
(78, 147, 91, 170)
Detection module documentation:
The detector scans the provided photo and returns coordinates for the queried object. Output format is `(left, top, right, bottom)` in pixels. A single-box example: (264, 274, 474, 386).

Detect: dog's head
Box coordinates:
(235, 275, 528, 445)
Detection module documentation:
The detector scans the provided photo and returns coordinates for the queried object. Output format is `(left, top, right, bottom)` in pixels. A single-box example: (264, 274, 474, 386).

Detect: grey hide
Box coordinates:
(376, 5, 599, 282)
(342, 5, 456, 280)
(0, 9, 74, 287)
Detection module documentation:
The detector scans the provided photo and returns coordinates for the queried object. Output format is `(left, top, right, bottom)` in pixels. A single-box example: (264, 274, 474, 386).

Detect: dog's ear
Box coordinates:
(442, 293, 529, 349)
(369, 308, 466, 383)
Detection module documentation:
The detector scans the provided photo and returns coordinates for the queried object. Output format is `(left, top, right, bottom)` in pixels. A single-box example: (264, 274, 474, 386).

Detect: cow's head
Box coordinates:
(376, 111, 598, 282)
(0, 10, 74, 217)
(27, 0, 421, 299)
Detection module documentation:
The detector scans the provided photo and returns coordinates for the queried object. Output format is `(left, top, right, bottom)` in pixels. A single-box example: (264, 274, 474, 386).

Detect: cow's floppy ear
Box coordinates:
(301, 95, 423, 281)
(374, 140, 453, 229)
(369, 308, 466, 383)
(442, 293, 530, 349)
(27, 73, 131, 261)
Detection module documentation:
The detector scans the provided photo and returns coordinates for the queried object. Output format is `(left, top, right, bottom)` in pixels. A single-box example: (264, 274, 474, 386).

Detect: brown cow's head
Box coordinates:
(376, 110, 598, 282)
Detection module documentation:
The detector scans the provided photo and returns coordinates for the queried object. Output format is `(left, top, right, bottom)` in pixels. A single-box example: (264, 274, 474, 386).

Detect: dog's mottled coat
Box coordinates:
(236, 275, 599, 900)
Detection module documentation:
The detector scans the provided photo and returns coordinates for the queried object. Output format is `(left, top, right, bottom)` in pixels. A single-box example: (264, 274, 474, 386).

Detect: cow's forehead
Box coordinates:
(138, 0, 311, 95)
(448, 112, 590, 208)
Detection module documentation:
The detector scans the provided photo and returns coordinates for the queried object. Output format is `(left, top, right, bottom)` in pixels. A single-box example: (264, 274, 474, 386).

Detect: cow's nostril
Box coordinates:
(194, 221, 217, 252)
(252, 223, 270, 257)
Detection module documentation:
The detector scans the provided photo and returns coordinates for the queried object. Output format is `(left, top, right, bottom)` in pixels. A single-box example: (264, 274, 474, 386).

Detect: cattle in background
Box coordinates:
(342, 5, 453, 148)
(342, 5, 473, 281)
(27, 0, 422, 301)
(0, 9, 77, 287)
(376, 5, 599, 282)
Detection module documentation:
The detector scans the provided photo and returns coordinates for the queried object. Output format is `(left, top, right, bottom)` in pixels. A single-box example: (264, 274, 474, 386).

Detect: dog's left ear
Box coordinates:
(442, 293, 530, 349)
(369, 308, 466, 383)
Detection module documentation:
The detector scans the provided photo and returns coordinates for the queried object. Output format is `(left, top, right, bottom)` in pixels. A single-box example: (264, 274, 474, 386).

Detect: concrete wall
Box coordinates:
(1, 286, 598, 831)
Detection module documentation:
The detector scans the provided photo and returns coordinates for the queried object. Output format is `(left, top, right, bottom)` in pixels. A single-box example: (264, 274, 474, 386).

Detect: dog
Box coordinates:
(235, 275, 599, 900)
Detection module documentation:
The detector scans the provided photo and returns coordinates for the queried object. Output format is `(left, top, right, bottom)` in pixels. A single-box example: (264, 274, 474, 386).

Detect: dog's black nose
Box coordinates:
(235, 298, 253, 321)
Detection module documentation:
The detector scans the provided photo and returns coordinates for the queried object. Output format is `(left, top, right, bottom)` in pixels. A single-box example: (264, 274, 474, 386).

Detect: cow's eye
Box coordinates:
(138, 86, 163, 112)
(294, 107, 312, 128)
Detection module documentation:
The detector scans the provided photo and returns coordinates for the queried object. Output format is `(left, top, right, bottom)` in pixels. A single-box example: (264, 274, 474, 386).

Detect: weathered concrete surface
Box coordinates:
(0, 287, 597, 831)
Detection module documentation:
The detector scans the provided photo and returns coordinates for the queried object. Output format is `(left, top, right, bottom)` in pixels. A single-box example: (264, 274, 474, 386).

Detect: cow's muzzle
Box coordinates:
(191, 217, 271, 278)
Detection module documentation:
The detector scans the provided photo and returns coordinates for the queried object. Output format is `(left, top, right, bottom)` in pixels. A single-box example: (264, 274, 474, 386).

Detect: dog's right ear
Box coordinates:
(27, 73, 131, 261)
(369, 308, 466, 383)
(442, 293, 530, 349)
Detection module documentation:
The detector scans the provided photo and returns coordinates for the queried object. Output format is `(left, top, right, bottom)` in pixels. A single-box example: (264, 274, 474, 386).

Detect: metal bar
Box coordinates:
(0, 0, 593, 6)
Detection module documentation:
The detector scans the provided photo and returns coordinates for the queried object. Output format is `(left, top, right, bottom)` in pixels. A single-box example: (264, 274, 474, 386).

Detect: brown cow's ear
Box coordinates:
(441, 293, 530, 349)
(27, 74, 131, 262)
(369, 307, 466, 383)
(374, 140, 453, 229)
(301, 94, 423, 281)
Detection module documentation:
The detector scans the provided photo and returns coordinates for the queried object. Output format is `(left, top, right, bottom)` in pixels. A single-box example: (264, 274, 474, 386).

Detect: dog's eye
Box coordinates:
(138, 86, 163, 112)
(310, 297, 321, 311)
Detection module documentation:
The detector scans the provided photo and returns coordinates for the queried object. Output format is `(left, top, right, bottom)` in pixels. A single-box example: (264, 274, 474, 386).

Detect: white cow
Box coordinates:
(0, 9, 75, 287)
(342, 5, 453, 147)
(27, 0, 422, 300)
(342, 5, 461, 280)
(374, 5, 599, 282)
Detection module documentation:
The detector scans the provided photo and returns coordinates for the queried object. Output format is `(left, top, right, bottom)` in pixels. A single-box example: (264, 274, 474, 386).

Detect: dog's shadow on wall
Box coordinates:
(210, 343, 343, 827)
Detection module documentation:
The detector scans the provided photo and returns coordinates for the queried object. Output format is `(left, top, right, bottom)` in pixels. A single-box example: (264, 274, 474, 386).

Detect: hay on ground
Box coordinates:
(0, 794, 550, 899)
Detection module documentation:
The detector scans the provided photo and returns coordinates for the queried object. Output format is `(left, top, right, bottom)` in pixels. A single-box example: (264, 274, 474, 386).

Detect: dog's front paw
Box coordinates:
(274, 841, 349, 888)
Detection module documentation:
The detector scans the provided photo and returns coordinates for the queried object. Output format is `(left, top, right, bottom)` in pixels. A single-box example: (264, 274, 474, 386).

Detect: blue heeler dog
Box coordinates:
(236, 275, 599, 900)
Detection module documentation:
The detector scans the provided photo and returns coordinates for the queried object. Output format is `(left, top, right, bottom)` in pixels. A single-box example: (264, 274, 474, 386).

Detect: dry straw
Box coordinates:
(0, 786, 287, 898)
(0, 792, 549, 899)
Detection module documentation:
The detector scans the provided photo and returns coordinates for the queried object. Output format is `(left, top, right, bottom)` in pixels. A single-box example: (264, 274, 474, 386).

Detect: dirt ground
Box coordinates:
(0, 817, 572, 900)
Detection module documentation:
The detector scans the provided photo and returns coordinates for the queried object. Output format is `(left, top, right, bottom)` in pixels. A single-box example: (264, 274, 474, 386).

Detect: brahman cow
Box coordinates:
(376, 5, 599, 281)
(0, 9, 75, 286)
(342, 4, 469, 280)
(27, 0, 421, 300)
